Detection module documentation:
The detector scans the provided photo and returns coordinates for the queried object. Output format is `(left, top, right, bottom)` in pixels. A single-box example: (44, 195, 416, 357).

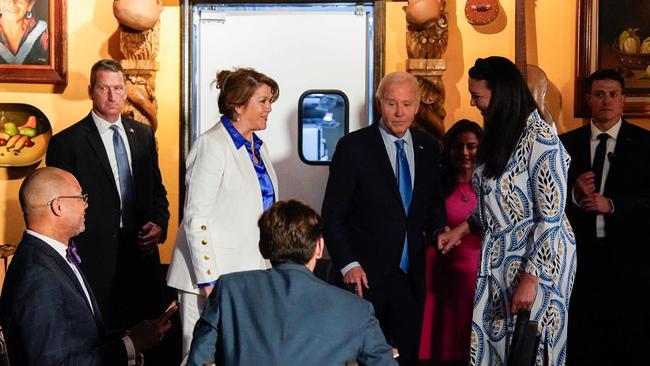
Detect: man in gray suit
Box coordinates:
(187, 200, 395, 366)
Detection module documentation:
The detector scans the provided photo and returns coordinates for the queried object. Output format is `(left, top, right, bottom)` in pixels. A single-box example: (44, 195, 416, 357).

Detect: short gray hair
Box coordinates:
(375, 72, 420, 100)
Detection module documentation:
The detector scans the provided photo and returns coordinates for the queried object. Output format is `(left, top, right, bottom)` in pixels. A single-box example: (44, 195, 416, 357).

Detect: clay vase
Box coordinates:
(403, 0, 441, 29)
(113, 0, 163, 31)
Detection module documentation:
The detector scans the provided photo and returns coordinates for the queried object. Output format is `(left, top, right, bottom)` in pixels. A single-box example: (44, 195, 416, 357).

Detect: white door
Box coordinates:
(189, 2, 376, 211)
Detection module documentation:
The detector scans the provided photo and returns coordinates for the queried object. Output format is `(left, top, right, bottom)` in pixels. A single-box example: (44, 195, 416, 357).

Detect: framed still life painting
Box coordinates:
(575, 0, 650, 117)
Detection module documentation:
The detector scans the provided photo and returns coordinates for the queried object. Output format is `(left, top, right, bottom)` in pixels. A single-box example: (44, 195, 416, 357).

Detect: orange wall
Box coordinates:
(386, 0, 649, 132)
(0, 0, 181, 288)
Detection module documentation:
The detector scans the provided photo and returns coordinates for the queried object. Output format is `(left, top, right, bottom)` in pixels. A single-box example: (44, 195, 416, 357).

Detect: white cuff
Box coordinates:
(122, 335, 137, 365)
(341, 261, 360, 276)
(571, 188, 581, 207)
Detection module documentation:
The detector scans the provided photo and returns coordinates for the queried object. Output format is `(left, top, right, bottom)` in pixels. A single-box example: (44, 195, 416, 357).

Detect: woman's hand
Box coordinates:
(510, 271, 539, 313)
(437, 222, 469, 254)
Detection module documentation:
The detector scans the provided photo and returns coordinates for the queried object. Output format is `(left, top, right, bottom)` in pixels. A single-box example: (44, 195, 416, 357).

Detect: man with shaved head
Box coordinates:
(0, 167, 170, 366)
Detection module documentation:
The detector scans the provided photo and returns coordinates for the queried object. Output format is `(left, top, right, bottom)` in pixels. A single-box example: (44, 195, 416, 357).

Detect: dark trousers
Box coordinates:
(364, 268, 424, 366)
(567, 237, 649, 365)
(110, 229, 165, 329)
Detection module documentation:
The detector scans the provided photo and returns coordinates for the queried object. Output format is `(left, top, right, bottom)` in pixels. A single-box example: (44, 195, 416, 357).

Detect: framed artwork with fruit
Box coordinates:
(575, 0, 650, 117)
(0, 104, 52, 167)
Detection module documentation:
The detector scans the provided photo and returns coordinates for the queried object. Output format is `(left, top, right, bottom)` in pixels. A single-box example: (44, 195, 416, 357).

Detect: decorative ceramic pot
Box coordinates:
(113, 0, 163, 31)
(404, 0, 441, 29)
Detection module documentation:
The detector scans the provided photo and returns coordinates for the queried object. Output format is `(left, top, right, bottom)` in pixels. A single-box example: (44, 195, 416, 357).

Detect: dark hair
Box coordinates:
(215, 68, 280, 120)
(441, 119, 483, 196)
(586, 69, 625, 94)
(468, 56, 538, 178)
(258, 200, 322, 266)
(90, 59, 124, 88)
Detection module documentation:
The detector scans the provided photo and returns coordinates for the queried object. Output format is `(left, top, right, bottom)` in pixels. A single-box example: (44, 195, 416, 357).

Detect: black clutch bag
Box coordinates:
(508, 310, 541, 366)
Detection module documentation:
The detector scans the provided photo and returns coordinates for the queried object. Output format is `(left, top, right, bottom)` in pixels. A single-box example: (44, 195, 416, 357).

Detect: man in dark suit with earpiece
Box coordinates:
(46, 59, 170, 337)
(561, 69, 650, 365)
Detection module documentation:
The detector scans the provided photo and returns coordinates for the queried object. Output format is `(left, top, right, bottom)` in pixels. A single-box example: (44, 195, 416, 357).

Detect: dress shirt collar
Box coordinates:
(378, 119, 413, 146)
(91, 110, 126, 134)
(590, 118, 622, 142)
(273, 263, 313, 275)
(25, 229, 68, 259)
(221, 115, 264, 150)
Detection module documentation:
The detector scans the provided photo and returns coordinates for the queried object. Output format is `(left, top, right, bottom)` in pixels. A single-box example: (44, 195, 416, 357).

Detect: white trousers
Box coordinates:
(178, 289, 208, 366)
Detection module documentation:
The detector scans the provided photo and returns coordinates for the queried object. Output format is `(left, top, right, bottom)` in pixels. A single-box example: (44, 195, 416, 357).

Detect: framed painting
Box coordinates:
(575, 0, 650, 117)
(0, 0, 67, 84)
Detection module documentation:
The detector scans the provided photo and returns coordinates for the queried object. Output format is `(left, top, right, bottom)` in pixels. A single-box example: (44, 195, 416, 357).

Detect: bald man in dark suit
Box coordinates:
(0, 167, 169, 365)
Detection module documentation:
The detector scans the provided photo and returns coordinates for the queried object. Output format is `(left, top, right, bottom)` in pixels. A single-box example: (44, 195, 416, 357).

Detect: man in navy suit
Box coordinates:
(187, 200, 395, 366)
(321, 72, 447, 365)
(561, 69, 650, 364)
(0, 167, 170, 365)
(46, 59, 170, 333)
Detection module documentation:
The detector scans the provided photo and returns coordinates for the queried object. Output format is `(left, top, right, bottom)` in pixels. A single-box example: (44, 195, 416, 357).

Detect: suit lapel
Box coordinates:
(26, 235, 101, 324)
(369, 123, 403, 209)
(259, 143, 279, 201)
(604, 120, 633, 195)
(77, 266, 107, 333)
(410, 131, 427, 216)
(81, 115, 119, 194)
(573, 126, 592, 173)
(123, 118, 143, 187)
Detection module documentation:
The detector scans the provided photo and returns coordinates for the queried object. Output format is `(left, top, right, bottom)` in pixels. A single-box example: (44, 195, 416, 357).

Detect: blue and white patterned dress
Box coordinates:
(469, 110, 576, 366)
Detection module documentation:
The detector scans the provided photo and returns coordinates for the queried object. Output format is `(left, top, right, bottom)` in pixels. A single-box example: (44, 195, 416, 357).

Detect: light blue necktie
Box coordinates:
(395, 139, 412, 273)
(110, 125, 134, 224)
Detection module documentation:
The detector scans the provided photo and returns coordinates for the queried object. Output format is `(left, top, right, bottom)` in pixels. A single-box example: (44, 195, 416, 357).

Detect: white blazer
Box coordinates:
(167, 120, 278, 294)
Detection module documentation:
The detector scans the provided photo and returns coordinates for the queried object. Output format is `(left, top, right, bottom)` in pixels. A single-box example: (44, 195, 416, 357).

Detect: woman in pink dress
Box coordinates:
(420, 120, 483, 365)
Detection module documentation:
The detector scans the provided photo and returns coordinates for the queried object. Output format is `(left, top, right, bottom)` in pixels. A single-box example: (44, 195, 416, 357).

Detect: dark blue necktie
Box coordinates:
(395, 139, 412, 272)
(110, 125, 134, 224)
(592, 133, 608, 193)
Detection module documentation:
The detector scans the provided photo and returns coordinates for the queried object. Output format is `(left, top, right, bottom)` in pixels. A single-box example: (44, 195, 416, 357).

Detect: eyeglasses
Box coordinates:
(47, 194, 89, 207)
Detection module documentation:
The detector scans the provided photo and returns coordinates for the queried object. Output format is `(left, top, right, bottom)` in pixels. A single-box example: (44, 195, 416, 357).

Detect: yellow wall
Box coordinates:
(0, 0, 181, 285)
(386, 0, 649, 132)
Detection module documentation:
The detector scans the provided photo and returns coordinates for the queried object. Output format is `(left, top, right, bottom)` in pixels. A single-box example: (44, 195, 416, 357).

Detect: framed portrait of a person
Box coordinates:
(0, 0, 66, 84)
(576, 0, 650, 117)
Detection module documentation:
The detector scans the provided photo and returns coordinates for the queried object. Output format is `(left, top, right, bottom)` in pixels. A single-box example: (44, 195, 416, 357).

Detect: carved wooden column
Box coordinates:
(404, 0, 448, 141)
(113, 0, 163, 131)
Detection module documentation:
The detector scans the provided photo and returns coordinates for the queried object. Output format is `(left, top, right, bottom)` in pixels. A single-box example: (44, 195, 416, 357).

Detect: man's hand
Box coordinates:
(129, 318, 172, 353)
(343, 266, 369, 298)
(580, 193, 613, 214)
(510, 271, 539, 314)
(137, 222, 163, 252)
(574, 171, 597, 203)
(201, 285, 214, 298)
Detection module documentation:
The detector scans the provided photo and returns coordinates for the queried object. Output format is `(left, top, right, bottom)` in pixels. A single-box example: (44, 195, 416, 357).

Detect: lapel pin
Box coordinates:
(129, 128, 135, 134)
(418, 145, 423, 150)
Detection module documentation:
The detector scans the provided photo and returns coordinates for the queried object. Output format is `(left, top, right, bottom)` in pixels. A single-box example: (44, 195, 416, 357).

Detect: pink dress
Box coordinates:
(419, 182, 482, 362)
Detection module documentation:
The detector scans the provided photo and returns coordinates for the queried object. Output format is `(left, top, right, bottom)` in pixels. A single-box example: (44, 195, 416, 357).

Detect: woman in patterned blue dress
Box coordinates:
(438, 56, 576, 365)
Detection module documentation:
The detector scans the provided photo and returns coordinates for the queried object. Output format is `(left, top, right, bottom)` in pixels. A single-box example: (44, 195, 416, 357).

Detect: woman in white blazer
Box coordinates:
(167, 68, 279, 362)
